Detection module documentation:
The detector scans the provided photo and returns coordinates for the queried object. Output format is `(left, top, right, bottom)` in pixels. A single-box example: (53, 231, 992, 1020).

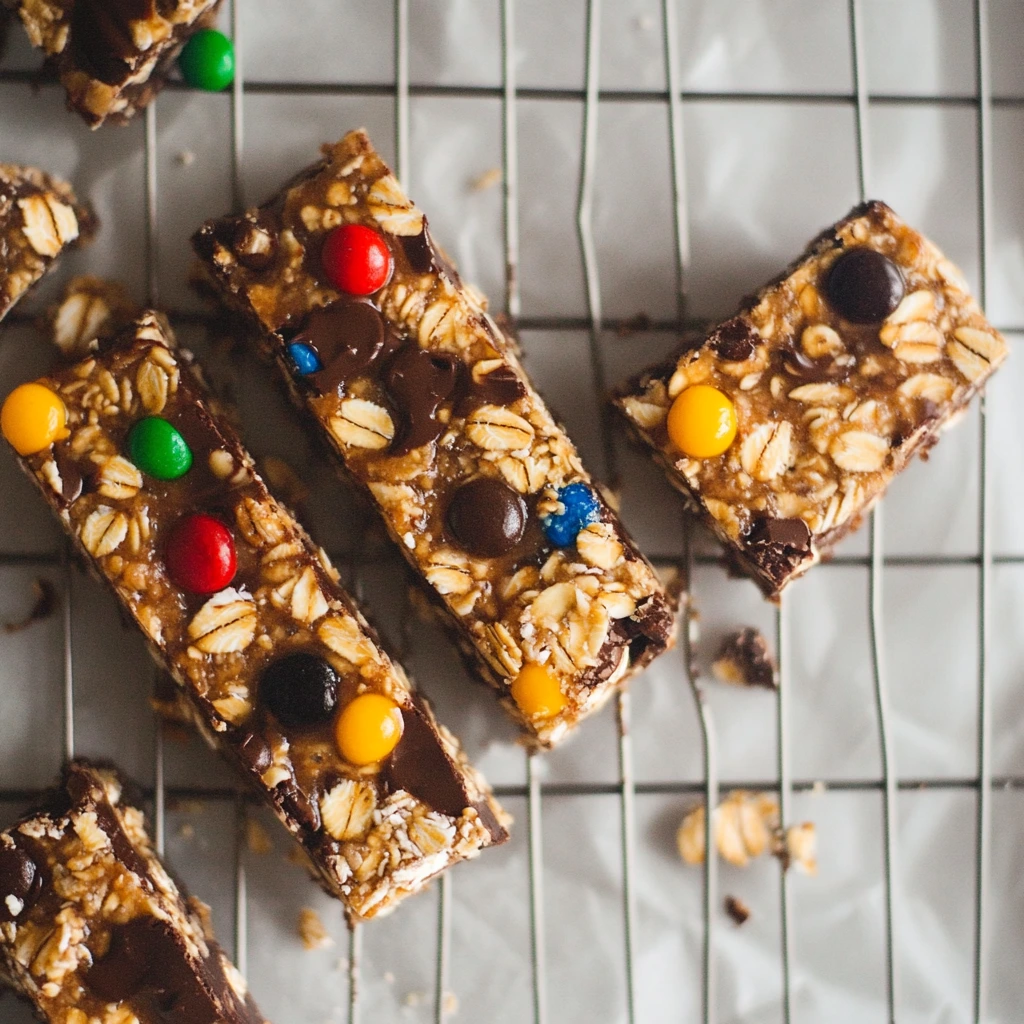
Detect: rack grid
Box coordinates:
(0, 1, 1019, 1022)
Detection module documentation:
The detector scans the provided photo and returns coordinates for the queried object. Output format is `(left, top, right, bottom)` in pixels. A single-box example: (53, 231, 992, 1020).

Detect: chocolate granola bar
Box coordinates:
(3, 0, 223, 127)
(0, 165, 94, 322)
(1, 310, 508, 922)
(0, 760, 268, 1023)
(191, 129, 676, 749)
(614, 201, 1008, 597)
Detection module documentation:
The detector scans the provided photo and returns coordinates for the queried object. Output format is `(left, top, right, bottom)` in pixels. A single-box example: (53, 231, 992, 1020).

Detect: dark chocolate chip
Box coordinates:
(400, 220, 462, 286)
(780, 346, 850, 383)
(0, 846, 39, 921)
(232, 218, 278, 272)
(748, 516, 812, 551)
(236, 730, 273, 775)
(53, 449, 83, 508)
(260, 653, 339, 729)
(826, 248, 905, 323)
(282, 785, 320, 832)
(291, 301, 398, 395)
(710, 318, 759, 362)
(384, 345, 461, 454)
(383, 701, 471, 819)
(446, 478, 527, 558)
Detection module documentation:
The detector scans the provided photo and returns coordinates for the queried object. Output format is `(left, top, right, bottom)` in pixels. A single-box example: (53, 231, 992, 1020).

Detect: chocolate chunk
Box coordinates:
(745, 516, 813, 585)
(53, 449, 83, 507)
(281, 785, 320, 833)
(399, 220, 461, 286)
(446, 478, 527, 558)
(384, 344, 461, 454)
(712, 627, 777, 689)
(710, 317, 759, 362)
(465, 363, 526, 409)
(725, 895, 751, 926)
(780, 346, 850, 383)
(232, 217, 278, 272)
(826, 248, 905, 323)
(71, 0, 151, 85)
(260, 653, 339, 728)
(383, 701, 471, 820)
(236, 730, 273, 775)
(292, 301, 398, 395)
(0, 845, 39, 921)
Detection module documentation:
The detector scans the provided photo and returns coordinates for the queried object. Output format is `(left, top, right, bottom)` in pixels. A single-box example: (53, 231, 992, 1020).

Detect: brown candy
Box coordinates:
(445, 477, 527, 558)
(826, 248, 905, 324)
(0, 845, 39, 921)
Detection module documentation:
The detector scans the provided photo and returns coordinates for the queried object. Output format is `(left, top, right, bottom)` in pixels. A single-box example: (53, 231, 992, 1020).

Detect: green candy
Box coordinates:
(127, 417, 193, 480)
(178, 28, 235, 92)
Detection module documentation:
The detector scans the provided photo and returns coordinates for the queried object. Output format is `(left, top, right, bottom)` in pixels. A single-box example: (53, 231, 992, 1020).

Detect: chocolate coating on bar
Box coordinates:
(446, 478, 527, 558)
(399, 220, 462, 286)
(0, 846, 39, 921)
(826, 248, 905, 324)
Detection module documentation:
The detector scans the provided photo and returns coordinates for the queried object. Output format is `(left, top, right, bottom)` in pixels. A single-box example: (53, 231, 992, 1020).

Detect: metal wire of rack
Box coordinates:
(0, 1, 1016, 1022)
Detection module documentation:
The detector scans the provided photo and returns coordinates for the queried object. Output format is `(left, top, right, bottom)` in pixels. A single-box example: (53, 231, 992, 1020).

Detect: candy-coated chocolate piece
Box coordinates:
(321, 224, 394, 296)
(826, 248, 905, 324)
(666, 384, 737, 459)
(1, 383, 68, 456)
(511, 664, 566, 719)
(446, 477, 527, 557)
(165, 513, 237, 594)
(287, 341, 322, 376)
(335, 693, 404, 765)
(261, 653, 339, 729)
(127, 416, 193, 480)
(541, 482, 600, 548)
(178, 28, 235, 91)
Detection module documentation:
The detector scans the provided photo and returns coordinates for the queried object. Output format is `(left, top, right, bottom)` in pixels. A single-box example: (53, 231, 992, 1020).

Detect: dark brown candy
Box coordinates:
(236, 730, 273, 774)
(446, 477, 527, 558)
(383, 702, 471, 819)
(260, 652, 339, 728)
(400, 220, 462, 286)
(384, 344, 461, 454)
(826, 248, 905, 324)
(0, 845, 39, 921)
(291, 302, 397, 395)
(710, 317, 759, 362)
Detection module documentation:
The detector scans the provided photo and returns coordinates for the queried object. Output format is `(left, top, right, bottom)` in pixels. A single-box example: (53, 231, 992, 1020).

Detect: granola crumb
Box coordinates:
(404, 991, 424, 1007)
(3, 578, 57, 633)
(298, 907, 334, 950)
(469, 168, 502, 192)
(711, 627, 777, 689)
(245, 817, 273, 855)
(442, 991, 459, 1016)
(724, 895, 750, 926)
(178, 822, 195, 840)
(176, 150, 196, 167)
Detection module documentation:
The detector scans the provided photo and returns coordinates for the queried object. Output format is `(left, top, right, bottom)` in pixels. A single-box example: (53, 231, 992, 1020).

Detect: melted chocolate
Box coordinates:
(780, 345, 851, 383)
(399, 220, 462, 286)
(71, 0, 152, 85)
(461, 363, 526, 411)
(53, 449, 83, 508)
(383, 702, 471, 819)
(231, 216, 279, 273)
(292, 302, 398, 395)
(383, 346, 461, 454)
(0, 845, 40, 921)
(710, 317, 759, 362)
(236, 730, 273, 775)
(745, 516, 813, 586)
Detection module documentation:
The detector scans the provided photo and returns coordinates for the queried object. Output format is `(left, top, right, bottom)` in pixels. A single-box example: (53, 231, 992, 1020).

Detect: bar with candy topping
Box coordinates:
(0, 761, 270, 1023)
(0, 309, 508, 922)
(614, 201, 1008, 598)
(3, 0, 225, 127)
(0, 165, 94, 322)
(192, 129, 676, 749)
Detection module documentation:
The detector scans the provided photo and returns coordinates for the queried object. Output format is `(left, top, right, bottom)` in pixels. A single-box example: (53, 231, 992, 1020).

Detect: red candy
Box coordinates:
(165, 514, 237, 594)
(321, 224, 393, 295)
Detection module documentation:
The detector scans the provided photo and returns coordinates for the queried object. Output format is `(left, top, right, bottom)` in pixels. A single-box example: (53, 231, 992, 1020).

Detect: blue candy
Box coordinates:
(542, 482, 601, 547)
(287, 342, 322, 375)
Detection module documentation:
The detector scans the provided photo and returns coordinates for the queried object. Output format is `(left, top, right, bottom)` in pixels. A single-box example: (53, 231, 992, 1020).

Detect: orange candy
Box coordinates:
(1, 382, 68, 456)
(511, 664, 567, 720)
(335, 693, 404, 765)
(666, 384, 737, 459)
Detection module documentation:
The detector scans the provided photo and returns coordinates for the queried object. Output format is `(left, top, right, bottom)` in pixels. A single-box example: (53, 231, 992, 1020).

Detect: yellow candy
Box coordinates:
(335, 693, 404, 765)
(511, 664, 567, 720)
(666, 384, 737, 459)
(1, 382, 69, 456)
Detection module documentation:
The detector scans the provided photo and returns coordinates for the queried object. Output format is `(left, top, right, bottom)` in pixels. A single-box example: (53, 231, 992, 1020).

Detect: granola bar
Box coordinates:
(191, 129, 676, 749)
(3, 0, 223, 127)
(0, 165, 94, 322)
(0, 760, 268, 1023)
(1, 310, 508, 922)
(614, 201, 1008, 597)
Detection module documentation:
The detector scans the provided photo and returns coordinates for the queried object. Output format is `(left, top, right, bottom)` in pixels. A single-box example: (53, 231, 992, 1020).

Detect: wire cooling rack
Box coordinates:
(2, 1, 1024, 1022)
